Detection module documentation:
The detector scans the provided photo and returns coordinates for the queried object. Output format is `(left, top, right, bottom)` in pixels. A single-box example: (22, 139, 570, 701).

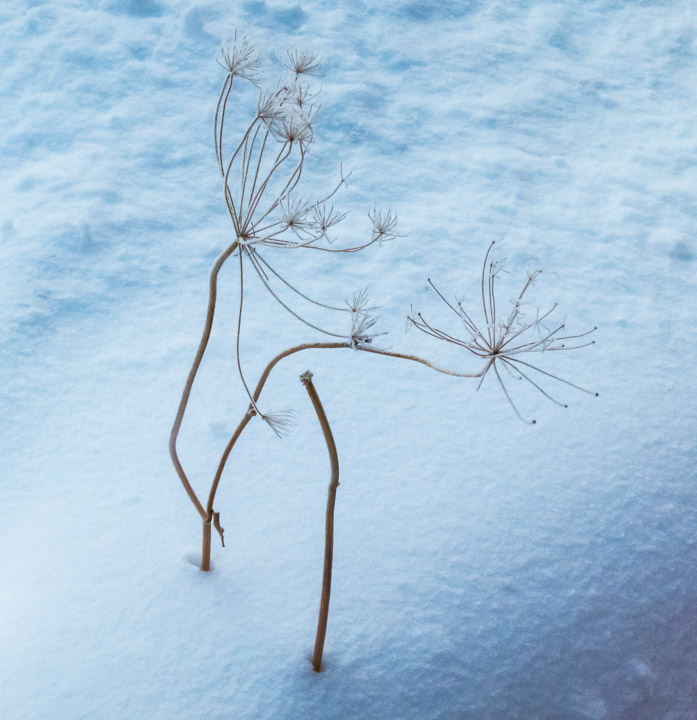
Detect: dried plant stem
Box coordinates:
(200, 341, 483, 570)
(201, 515, 212, 572)
(299, 370, 339, 673)
(201, 406, 256, 571)
(169, 240, 239, 521)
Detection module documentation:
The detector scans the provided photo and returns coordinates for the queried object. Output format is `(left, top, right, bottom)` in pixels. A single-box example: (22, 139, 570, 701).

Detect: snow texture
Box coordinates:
(1, 1, 696, 718)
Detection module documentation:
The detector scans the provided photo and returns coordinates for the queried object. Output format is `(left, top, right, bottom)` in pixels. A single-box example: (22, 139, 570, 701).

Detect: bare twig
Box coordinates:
(299, 371, 339, 673)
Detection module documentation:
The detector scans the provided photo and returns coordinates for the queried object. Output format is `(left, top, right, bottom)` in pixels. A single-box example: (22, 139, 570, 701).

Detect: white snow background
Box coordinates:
(1, 1, 696, 718)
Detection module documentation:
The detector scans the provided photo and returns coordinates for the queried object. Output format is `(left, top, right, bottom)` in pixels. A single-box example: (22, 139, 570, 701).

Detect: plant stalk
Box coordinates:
(300, 370, 340, 673)
(202, 342, 484, 570)
(169, 240, 239, 520)
(201, 515, 212, 572)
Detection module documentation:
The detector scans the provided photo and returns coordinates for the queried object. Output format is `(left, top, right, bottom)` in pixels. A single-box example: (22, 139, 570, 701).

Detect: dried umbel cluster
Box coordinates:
(212, 34, 401, 427)
(170, 32, 597, 673)
(170, 34, 416, 563)
(408, 241, 598, 424)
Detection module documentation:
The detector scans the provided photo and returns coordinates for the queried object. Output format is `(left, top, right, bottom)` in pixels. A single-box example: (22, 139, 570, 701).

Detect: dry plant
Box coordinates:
(169, 33, 597, 672)
(169, 33, 478, 572)
(408, 240, 598, 424)
(299, 370, 338, 673)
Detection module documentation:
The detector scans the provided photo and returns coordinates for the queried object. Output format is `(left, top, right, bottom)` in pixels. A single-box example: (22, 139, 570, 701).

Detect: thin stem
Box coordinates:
(201, 517, 212, 572)
(235, 249, 257, 406)
(239, 123, 262, 216)
(169, 241, 239, 520)
(245, 128, 270, 221)
(300, 370, 339, 673)
(493, 361, 535, 425)
(252, 248, 350, 312)
(481, 241, 495, 347)
(241, 142, 292, 234)
(201, 405, 257, 572)
(224, 119, 261, 234)
(244, 247, 347, 337)
(215, 75, 232, 174)
(507, 356, 598, 395)
(206, 341, 484, 533)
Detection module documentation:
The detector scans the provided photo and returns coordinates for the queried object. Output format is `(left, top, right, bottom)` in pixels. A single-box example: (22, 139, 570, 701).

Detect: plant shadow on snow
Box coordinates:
(183, 552, 204, 568)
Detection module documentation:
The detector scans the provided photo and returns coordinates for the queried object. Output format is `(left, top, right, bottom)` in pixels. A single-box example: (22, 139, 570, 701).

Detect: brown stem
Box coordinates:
(200, 406, 256, 571)
(201, 516, 212, 572)
(202, 341, 484, 570)
(300, 371, 339, 673)
(169, 240, 239, 521)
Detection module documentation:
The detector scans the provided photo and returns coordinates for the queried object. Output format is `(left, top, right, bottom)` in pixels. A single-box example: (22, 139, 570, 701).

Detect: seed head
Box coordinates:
(261, 409, 296, 437)
(349, 311, 385, 348)
(309, 203, 347, 243)
(408, 242, 597, 423)
(345, 288, 377, 314)
(285, 49, 322, 77)
(369, 208, 402, 245)
(271, 111, 315, 145)
(257, 90, 285, 126)
(218, 33, 260, 82)
(284, 80, 319, 110)
(279, 196, 311, 233)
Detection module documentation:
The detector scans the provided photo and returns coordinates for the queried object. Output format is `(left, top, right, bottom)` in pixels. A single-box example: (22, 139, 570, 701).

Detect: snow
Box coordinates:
(1, 1, 697, 718)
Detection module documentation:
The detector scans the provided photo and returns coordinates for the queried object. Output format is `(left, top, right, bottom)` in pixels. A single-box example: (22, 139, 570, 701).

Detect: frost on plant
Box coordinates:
(170, 31, 407, 566)
(285, 48, 323, 77)
(217, 32, 261, 81)
(408, 241, 597, 424)
(208, 33, 409, 431)
(170, 32, 598, 672)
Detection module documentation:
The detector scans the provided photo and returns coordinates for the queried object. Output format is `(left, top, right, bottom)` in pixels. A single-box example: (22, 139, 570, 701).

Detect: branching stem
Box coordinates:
(169, 240, 239, 521)
(200, 341, 483, 570)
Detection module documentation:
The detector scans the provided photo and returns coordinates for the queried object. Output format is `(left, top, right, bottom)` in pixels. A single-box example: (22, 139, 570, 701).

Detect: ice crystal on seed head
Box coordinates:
(282, 81, 319, 111)
(271, 112, 315, 145)
(369, 208, 402, 245)
(257, 90, 285, 126)
(261, 409, 296, 437)
(407, 242, 598, 424)
(309, 203, 347, 243)
(285, 49, 322, 76)
(346, 288, 376, 315)
(349, 310, 386, 348)
(217, 33, 260, 82)
(279, 196, 311, 233)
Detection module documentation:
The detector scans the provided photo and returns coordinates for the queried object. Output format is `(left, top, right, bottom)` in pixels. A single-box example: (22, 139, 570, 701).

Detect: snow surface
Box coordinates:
(2, 1, 697, 718)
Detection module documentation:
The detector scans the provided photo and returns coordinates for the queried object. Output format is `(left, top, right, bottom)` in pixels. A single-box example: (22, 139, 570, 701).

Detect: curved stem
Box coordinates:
(204, 341, 483, 559)
(235, 249, 257, 406)
(244, 248, 347, 338)
(353, 345, 484, 378)
(205, 407, 256, 529)
(299, 371, 339, 673)
(169, 240, 239, 520)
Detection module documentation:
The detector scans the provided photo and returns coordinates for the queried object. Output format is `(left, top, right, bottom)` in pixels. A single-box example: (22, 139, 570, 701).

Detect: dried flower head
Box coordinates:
(349, 311, 385, 348)
(284, 80, 319, 110)
(217, 33, 261, 82)
(271, 112, 315, 145)
(261, 409, 296, 437)
(369, 208, 402, 245)
(257, 89, 285, 126)
(346, 288, 377, 314)
(309, 203, 347, 243)
(408, 242, 597, 423)
(279, 196, 311, 233)
(285, 49, 322, 76)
